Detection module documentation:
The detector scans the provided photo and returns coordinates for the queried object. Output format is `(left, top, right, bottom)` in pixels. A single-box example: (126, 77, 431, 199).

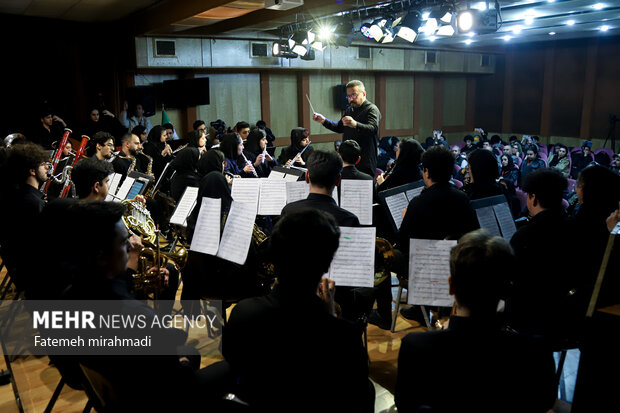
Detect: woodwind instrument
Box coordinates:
(286, 140, 311, 168)
(42, 128, 72, 194)
(241, 151, 258, 177)
(59, 135, 89, 198)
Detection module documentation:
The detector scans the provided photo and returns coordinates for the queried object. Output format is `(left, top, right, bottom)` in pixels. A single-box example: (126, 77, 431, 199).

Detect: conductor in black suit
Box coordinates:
(313, 80, 380, 177)
(395, 230, 556, 413)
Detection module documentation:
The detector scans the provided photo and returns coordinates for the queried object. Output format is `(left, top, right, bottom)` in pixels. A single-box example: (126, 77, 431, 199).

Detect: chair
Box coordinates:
(538, 152, 548, 163)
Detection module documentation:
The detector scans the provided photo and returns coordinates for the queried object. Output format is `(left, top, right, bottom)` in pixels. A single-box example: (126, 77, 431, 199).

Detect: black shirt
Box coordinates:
(281, 193, 360, 227)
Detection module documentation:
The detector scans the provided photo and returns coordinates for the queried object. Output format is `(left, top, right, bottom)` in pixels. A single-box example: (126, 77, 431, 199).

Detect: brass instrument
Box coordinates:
(117, 154, 137, 174)
(374, 237, 395, 286)
(138, 151, 153, 177)
(122, 199, 157, 244)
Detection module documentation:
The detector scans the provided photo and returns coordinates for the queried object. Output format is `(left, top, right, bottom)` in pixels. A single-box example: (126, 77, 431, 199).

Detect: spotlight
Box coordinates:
(549, 31, 556, 35)
(566, 20, 576, 26)
(465, 39, 473, 45)
(318, 26, 333, 41)
(503, 35, 512, 41)
(457, 11, 474, 32)
(360, 23, 373, 39)
(300, 48, 316, 61)
(472, 2, 487, 11)
(440, 12, 453, 24)
(397, 11, 421, 42)
(382, 26, 395, 43)
(422, 11, 430, 20)
(369, 19, 387, 41)
(592, 3, 605, 10)
(600, 25, 610, 31)
(424, 17, 439, 35)
(436, 25, 455, 36)
(524, 14, 535, 25)
(292, 44, 308, 56)
(272, 40, 297, 58)
(311, 41, 326, 50)
(272, 41, 280, 56)
(288, 31, 306, 48)
(512, 25, 522, 34)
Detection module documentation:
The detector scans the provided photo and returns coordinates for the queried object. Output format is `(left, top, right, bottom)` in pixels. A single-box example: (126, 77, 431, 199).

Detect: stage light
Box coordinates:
(422, 11, 430, 20)
(369, 19, 387, 41)
(289, 31, 305, 48)
(524, 14, 535, 25)
(549, 31, 556, 35)
(592, 3, 605, 10)
(466, 31, 476, 37)
(302, 30, 315, 45)
(272, 40, 297, 58)
(503, 35, 512, 41)
(382, 26, 395, 43)
(300, 48, 316, 61)
(465, 39, 473, 45)
(424, 17, 439, 35)
(472, 2, 487, 11)
(440, 12, 453, 24)
(292, 44, 308, 56)
(397, 11, 421, 43)
(566, 20, 576, 26)
(600, 25, 610, 31)
(360, 23, 373, 39)
(457, 11, 474, 32)
(429, 36, 437, 42)
(436, 25, 455, 36)
(311, 41, 326, 50)
(512, 25, 522, 34)
(318, 26, 333, 41)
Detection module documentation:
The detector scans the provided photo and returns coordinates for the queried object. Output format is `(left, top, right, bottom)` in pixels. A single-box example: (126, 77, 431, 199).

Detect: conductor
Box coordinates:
(313, 80, 380, 177)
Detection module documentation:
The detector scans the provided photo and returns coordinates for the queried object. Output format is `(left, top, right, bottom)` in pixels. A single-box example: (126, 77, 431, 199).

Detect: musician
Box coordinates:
(31, 108, 67, 149)
(142, 125, 173, 179)
(0, 142, 49, 291)
(220, 133, 255, 177)
(132, 125, 148, 144)
(72, 158, 114, 201)
(281, 149, 359, 227)
(169, 146, 200, 202)
(376, 138, 424, 191)
(186, 129, 207, 154)
(245, 127, 276, 178)
(233, 121, 250, 141)
(112, 133, 145, 177)
(313, 80, 380, 177)
(277, 127, 313, 168)
(222, 209, 374, 413)
(395, 230, 556, 413)
(87, 131, 115, 161)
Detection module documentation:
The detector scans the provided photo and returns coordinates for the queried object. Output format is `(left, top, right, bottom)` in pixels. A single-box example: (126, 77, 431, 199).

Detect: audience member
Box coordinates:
(121, 102, 153, 134)
(548, 143, 570, 177)
(571, 140, 595, 179)
(463, 149, 509, 201)
(31, 108, 67, 149)
(519, 145, 545, 187)
(377, 136, 399, 171)
(500, 153, 519, 188)
(452, 145, 468, 171)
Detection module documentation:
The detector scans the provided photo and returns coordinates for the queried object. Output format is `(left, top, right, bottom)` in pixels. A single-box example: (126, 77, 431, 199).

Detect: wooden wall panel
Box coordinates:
(592, 37, 620, 140)
(442, 76, 467, 127)
(195, 73, 261, 132)
(549, 45, 587, 137)
(268, 73, 298, 138)
(474, 54, 504, 133)
(385, 74, 414, 130)
(511, 47, 545, 134)
(308, 72, 341, 136)
(417, 76, 435, 139)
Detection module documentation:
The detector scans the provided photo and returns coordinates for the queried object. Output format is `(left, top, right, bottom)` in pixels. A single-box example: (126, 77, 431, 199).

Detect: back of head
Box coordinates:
(270, 209, 340, 290)
(450, 229, 515, 317)
(421, 145, 454, 183)
(522, 168, 567, 210)
(131, 125, 146, 137)
(197, 149, 225, 177)
(219, 133, 241, 159)
(469, 149, 500, 184)
(307, 149, 342, 190)
(578, 165, 620, 214)
(338, 140, 361, 164)
(72, 157, 114, 199)
(396, 138, 424, 169)
(5, 142, 49, 184)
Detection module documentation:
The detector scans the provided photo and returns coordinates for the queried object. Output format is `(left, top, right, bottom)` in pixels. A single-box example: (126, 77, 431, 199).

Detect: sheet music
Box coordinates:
(385, 192, 409, 230)
(231, 179, 261, 212)
(268, 170, 286, 179)
(475, 206, 501, 237)
(286, 181, 309, 204)
(284, 173, 301, 182)
(107, 173, 122, 197)
(170, 187, 199, 226)
(258, 178, 287, 215)
(405, 186, 424, 202)
(216, 201, 256, 265)
(332, 187, 339, 206)
(190, 197, 221, 255)
(340, 180, 373, 225)
(493, 203, 517, 240)
(115, 177, 135, 201)
(328, 227, 376, 288)
(408, 239, 457, 307)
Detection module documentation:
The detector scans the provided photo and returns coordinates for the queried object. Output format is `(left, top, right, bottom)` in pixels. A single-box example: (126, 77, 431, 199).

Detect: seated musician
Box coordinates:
(87, 131, 115, 161)
(244, 127, 276, 178)
(281, 149, 359, 227)
(112, 132, 146, 178)
(223, 209, 374, 413)
(277, 127, 314, 168)
(396, 230, 556, 413)
(142, 125, 173, 179)
(219, 133, 256, 177)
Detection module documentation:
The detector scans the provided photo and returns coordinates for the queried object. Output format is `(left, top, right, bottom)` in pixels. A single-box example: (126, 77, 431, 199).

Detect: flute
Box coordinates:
(241, 151, 258, 177)
(286, 140, 311, 168)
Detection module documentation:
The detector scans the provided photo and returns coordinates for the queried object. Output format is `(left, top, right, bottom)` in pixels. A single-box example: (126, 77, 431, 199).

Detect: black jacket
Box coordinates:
(322, 100, 380, 177)
(281, 193, 360, 227)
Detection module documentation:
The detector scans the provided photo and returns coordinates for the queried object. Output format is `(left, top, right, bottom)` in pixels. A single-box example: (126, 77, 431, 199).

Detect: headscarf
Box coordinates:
(290, 127, 309, 152)
(197, 149, 225, 177)
(469, 149, 499, 185)
(246, 128, 266, 155)
(220, 133, 242, 160)
(501, 153, 517, 173)
(170, 147, 199, 174)
(187, 130, 203, 148)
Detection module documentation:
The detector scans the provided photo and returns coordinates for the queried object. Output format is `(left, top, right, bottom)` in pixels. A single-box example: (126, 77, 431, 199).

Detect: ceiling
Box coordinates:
(0, 0, 617, 50)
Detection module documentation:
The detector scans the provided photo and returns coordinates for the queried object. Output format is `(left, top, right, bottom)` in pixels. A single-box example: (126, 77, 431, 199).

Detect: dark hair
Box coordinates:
(187, 130, 203, 148)
(464, 135, 473, 143)
(219, 133, 242, 160)
(256, 120, 267, 129)
(395, 138, 424, 168)
(193, 120, 206, 130)
(509, 135, 518, 142)
(131, 125, 147, 137)
(162, 123, 174, 131)
(72, 158, 114, 199)
(522, 168, 567, 210)
(5, 142, 49, 183)
(338, 140, 361, 164)
(450, 230, 515, 316)
(526, 145, 538, 155)
(468, 149, 499, 184)
(235, 121, 250, 132)
(120, 133, 134, 145)
(306, 149, 343, 190)
(147, 125, 166, 143)
(87, 131, 114, 157)
(490, 135, 501, 145)
(69, 201, 126, 262)
(421, 145, 454, 183)
(501, 154, 515, 170)
(578, 165, 620, 215)
(270, 210, 340, 289)
(197, 149, 225, 177)
(245, 127, 266, 154)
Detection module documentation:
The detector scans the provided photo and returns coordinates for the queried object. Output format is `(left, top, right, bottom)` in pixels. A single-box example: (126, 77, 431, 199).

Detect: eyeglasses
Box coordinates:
(346, 93, 358, 100)
(106, 142, 115, 147)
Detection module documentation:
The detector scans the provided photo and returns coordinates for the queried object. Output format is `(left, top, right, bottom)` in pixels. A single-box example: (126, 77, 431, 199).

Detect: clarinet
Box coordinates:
(241, 151, 259, 177)
(286, 140, 312, 169)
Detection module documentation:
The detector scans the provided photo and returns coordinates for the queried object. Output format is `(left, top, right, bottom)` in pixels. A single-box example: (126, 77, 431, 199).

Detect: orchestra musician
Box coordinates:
(142, 125, 173, 179)
(87, 131, 115, 161)
(112, 133, 146, 177)
(277, 127, 313, 168)
(313, 80, 380, 177)
(220, 133, 256, 177)
(245, 127, 276, 177)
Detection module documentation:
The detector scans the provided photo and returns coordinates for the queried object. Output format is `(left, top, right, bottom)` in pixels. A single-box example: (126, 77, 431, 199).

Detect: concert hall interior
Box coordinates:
(1, 0, 619, 412)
